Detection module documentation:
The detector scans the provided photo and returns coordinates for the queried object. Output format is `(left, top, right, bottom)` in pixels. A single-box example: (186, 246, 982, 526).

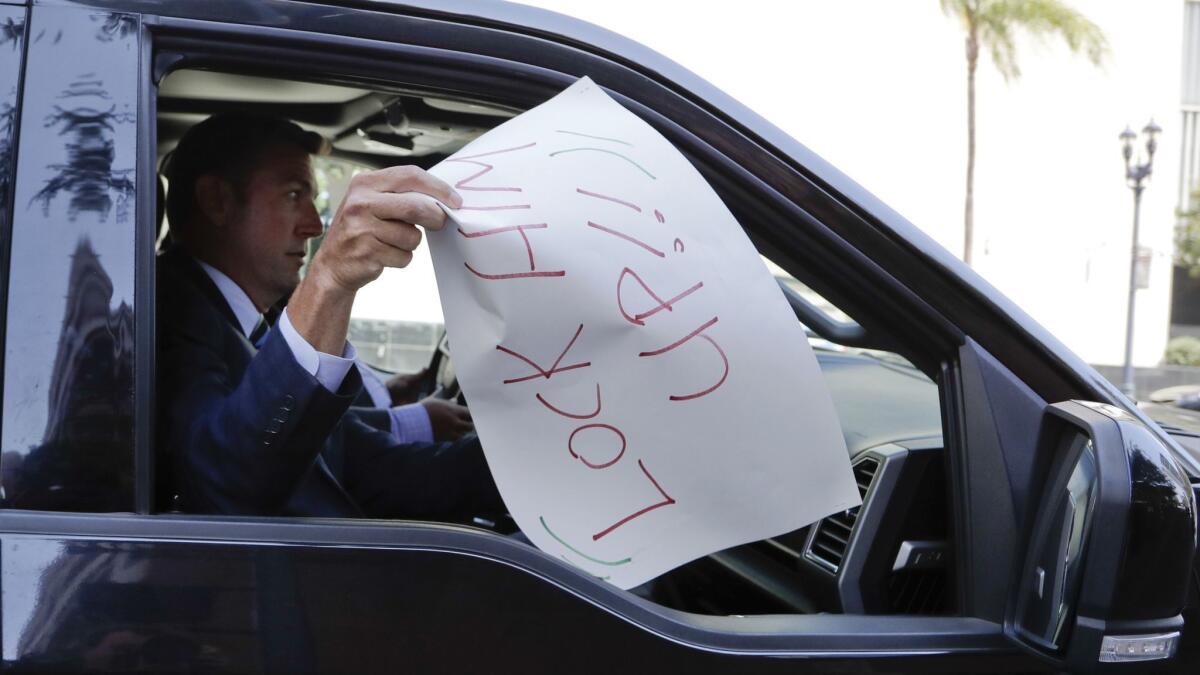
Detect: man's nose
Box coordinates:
(297, 202, 324, 239)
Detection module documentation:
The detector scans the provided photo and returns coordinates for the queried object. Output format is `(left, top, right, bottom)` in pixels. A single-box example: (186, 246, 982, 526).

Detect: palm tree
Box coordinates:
(940, 0, 1107, 265)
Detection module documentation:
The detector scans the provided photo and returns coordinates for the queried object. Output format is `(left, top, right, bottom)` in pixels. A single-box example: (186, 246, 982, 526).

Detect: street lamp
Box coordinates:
(1119, 119, 1161, 398)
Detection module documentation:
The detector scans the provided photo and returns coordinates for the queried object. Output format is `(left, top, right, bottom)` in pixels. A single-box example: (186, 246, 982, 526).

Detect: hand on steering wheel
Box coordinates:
(420, 397, 473, 441)
(385, 367, 431, 405)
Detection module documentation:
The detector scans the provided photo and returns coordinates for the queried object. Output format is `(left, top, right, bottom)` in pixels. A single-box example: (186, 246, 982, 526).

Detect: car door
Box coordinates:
(0, 1, 1193, 673)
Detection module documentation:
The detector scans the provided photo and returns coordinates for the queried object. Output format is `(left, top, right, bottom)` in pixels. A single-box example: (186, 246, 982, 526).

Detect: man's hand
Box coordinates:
(421, 397, 474, 442)
(311, 166, 461, 294)
(289, 166, 461, 354)
(386, 367, 429, 405)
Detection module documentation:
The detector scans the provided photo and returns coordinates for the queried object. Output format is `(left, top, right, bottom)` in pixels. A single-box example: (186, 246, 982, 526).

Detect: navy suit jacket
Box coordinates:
(155, 246, 500, 518)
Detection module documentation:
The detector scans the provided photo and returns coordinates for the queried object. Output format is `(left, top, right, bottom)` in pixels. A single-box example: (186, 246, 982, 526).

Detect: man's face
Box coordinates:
(224, 144, 323, 310)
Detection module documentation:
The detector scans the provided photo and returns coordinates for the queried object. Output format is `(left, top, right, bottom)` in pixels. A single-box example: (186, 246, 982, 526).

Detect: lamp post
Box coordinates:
(1119, 119, 1161, 398)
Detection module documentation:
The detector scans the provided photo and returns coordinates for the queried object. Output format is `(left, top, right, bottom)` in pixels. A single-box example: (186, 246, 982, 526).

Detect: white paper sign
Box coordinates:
(427, 77, 861, 589)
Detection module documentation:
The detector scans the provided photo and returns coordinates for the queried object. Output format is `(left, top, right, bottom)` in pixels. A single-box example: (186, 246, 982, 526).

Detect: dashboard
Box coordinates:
(641, 347, 949, 616)
(652, 438, 951, 616)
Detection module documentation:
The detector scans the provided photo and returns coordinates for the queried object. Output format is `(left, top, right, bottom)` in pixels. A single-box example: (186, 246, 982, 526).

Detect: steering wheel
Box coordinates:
(407, 329, 450, 400)
(414, 330, 462, 403)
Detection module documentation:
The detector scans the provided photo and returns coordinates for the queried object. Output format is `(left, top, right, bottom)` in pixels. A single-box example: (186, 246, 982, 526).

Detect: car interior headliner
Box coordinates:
(157, 69, 517, 169)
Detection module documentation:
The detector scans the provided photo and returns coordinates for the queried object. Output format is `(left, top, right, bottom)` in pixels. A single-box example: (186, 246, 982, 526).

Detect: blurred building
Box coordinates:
(1171, 0, 1200, 340)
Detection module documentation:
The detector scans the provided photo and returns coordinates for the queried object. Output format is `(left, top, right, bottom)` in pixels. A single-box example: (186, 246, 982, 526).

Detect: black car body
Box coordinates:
(0, 1, 1195, 672)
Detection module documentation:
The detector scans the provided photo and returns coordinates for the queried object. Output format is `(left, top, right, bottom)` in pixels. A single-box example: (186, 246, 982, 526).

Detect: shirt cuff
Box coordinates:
(279, 308, 357, 392)
(389, 402, 434, 444)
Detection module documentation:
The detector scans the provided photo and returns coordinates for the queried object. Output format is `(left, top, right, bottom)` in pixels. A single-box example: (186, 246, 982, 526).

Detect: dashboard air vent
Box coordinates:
(805, 456, 880, 573)
(888, 569, 947, 614)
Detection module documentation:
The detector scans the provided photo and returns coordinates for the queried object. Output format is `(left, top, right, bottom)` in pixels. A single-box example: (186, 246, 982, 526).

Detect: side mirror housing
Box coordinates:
(1010, 401, 1196, 672)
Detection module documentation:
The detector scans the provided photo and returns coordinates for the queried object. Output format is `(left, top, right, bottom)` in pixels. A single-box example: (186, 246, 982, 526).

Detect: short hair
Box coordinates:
(162, 113, 327, 230)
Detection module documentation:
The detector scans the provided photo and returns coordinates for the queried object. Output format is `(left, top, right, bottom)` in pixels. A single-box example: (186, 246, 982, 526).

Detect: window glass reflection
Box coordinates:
(1, 6, 138, 511)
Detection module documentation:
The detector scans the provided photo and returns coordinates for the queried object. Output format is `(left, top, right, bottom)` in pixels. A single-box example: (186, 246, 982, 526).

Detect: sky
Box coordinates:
(513, 0, 1185, 367)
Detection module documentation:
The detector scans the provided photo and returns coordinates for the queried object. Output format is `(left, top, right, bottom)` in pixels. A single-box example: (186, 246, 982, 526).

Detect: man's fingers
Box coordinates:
(371, 219, 423, 253)
(439, 401, 471, 419)
(314, 164, 463, 293)
(451, 406, 473, 436)
(371, 239, 414, 269)
(369, 192, 448, 232)
(359, 165, 462, 210)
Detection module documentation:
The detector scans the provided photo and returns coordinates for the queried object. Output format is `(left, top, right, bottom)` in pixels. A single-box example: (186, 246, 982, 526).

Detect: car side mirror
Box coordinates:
(1009, 401, 1196, 673)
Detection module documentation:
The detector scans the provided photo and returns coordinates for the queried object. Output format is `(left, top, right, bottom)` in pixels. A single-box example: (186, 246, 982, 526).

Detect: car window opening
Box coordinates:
(151, 67, 951, 619)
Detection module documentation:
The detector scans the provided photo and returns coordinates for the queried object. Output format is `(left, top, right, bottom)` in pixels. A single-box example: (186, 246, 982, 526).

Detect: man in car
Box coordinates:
(156, 112, 500, 518)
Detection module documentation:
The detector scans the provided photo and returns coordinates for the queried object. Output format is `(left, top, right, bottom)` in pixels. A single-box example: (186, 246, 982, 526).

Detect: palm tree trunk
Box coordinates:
(965, 30, 978, 266)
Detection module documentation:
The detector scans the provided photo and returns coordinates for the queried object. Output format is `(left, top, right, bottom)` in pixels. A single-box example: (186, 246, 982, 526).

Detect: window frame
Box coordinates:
(135, 7, 156, 515)
(0, 3, 28, 444)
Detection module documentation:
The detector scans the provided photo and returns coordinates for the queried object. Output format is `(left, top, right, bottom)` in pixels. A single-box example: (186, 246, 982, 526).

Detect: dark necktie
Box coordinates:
(248, 316, 269, 347)
(250, 303, 282, 348)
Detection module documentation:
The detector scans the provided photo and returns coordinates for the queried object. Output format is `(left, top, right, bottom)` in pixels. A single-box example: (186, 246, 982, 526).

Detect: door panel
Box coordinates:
(0, 516, 1043, 673)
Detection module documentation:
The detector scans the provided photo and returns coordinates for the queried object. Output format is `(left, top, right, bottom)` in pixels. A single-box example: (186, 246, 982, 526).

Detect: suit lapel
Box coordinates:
(159, 246, 244, 333)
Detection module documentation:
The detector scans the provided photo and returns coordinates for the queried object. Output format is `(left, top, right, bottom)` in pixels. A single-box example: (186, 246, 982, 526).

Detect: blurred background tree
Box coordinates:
(1165, 335, 1200, 366)
(940, 0, 1107, 265)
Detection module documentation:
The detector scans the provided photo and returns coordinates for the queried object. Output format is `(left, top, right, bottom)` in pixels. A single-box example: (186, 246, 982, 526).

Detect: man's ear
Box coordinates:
(193, 174, 237, 228)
